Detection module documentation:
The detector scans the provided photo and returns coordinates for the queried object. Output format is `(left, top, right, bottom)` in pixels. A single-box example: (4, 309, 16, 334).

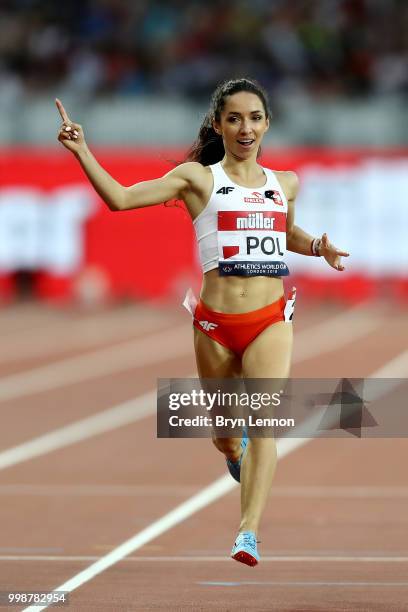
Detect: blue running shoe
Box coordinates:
(226, 427, 248, 483)
(231, 531, 260, 566)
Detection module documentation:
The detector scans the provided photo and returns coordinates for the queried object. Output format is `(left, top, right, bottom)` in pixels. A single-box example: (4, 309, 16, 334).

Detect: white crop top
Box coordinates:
(193, 162, 290, 277)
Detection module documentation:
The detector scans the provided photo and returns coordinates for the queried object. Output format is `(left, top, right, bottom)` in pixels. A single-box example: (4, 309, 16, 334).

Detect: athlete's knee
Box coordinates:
(212, 436, 241, 456)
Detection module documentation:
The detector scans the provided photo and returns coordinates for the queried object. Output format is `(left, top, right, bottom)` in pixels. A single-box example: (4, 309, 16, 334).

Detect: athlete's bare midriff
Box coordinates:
(200, 270, 284, 313)
(183, 162, 287, 314)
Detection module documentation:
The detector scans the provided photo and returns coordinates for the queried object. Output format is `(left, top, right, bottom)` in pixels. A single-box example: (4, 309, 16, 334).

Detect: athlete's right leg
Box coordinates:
(193, 327, 243, 463)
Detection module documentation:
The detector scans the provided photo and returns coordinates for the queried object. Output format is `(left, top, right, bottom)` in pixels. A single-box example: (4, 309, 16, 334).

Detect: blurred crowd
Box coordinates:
(0, 0, 407, 105)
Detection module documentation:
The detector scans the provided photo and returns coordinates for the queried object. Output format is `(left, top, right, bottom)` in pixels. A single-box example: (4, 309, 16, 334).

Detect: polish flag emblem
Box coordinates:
(222, 246, 240, 259)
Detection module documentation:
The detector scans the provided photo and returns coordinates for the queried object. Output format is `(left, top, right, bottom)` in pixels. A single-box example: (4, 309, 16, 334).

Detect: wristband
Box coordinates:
(311, 237, 322, 256)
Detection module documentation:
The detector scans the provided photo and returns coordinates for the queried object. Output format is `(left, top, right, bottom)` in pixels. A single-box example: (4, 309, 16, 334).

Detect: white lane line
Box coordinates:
(0, 484, 200, 496)
(3, 484, 408, 498)
(199, 581, 408, 587)
(292, 309, 383, 363)
(272, 486, 408, 498)
(0, 323, 192, 403)
(4, 555, 408, 562)
(0, 304, 160, 340)
(369, 348, 408, 378)
(0, 305, 62, 336)
(0, 308, 175, 364)
(21, 346, 408, 612)
(0, 390, 157, 471)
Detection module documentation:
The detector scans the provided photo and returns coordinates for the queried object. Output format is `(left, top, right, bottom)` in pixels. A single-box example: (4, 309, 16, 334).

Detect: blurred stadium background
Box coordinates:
(0, 0, 407, 304)
(1, 4, 408, 609)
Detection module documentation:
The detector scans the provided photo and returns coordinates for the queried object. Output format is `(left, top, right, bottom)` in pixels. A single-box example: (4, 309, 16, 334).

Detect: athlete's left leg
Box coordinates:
(239, 321, 293, 537)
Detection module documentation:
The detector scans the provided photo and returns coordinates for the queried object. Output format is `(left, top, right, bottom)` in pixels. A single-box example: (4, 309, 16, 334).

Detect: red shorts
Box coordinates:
(193, 292, 294, 357)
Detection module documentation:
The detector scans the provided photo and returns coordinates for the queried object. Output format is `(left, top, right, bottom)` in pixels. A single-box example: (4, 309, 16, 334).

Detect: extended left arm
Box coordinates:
(283, 171, 350, 272)
(287, 227, 349, 271)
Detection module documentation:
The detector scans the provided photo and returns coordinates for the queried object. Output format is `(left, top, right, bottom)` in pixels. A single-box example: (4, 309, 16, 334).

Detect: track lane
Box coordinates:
(2, 304, 404, 610)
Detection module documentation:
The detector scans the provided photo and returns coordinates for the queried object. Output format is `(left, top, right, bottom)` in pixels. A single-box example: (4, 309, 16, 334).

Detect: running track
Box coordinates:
(0, 298, 407, 611)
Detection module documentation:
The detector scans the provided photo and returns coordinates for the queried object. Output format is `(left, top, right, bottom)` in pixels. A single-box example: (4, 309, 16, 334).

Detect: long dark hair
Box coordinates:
(184, 78, 271, 166)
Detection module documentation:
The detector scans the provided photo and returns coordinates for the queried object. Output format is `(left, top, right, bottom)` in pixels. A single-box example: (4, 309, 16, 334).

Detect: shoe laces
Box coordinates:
(240, 532, 258, 550)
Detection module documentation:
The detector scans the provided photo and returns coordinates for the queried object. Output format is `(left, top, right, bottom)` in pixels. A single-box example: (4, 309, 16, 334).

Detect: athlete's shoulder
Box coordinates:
(173, 162, 212, 195)
(272, 170, 299, 201)
(173, 161, 210, 180)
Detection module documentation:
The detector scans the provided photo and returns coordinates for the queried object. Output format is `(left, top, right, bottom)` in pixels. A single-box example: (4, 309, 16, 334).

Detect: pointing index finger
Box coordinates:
(55, 98, 70, 123)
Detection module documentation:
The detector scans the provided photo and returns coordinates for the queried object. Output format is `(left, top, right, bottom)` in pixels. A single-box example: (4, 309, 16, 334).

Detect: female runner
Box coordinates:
(56, 78, 348, 567)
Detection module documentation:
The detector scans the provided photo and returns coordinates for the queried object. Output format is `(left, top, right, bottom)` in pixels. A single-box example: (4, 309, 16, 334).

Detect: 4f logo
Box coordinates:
(199, 320, 218, 331)
(217, 186, 235, 194)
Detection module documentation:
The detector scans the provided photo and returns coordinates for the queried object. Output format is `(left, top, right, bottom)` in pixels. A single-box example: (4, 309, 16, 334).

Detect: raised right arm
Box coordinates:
(75, 148, 196, 211)
(56, 98, 197, 211)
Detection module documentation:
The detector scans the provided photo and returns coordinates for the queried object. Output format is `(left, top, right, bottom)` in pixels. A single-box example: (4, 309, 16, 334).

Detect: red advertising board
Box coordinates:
(1, 147, 407, 304)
